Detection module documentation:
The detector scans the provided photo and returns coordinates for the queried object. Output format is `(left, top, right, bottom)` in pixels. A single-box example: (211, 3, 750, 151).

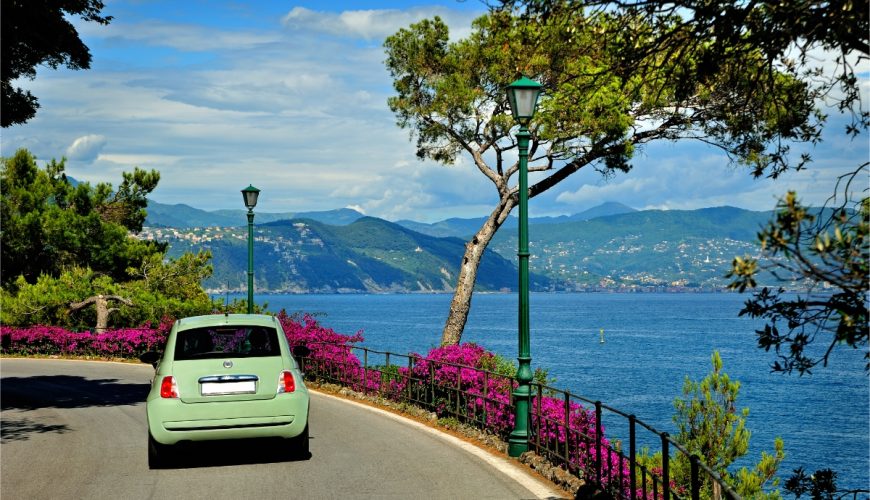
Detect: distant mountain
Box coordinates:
(144, 202, 239, 227)
(152, 216, 550, 293)
(488, 205, 777, 289)
(210, 207, 365, 226)
(396, 202, 637, 238)
(395, 217, 493, 238)
(145, 200, 364, 228)
(139, 203, 801, 293)
(572, 201, 637, 221)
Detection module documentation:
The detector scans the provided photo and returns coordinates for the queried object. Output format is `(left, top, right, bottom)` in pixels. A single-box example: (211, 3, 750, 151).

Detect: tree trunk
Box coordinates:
(69, 294, 132, 333)
(93, 297, 111, 333)
(440, 198, 514, 346)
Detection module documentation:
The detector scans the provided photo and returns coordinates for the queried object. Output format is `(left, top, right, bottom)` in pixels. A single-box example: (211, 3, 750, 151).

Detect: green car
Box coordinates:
(140, 314, 310, 468)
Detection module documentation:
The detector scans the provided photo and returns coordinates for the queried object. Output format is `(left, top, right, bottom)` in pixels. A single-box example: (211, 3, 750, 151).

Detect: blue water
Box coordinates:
(244, 292, 868, 491)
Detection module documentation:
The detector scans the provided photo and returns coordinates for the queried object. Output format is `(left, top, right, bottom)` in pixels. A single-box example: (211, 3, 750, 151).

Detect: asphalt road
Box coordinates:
(1, 358, 563, 500)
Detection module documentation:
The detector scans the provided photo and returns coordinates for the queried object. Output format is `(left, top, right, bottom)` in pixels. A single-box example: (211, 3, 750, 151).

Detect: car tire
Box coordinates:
(148, 433, 170, 469)
(289, 423, 309, 459)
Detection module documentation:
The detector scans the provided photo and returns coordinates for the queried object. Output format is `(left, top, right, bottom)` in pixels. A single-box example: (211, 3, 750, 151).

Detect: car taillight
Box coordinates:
(160, 376, 179, 398)
(277, 370, 295, 394)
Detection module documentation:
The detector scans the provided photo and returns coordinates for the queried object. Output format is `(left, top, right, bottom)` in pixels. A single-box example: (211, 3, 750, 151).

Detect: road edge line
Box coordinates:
(312, 389, 566, 499)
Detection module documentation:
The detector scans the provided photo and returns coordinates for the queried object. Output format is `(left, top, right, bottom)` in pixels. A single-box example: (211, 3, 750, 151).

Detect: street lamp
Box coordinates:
(506, 76, 542, 458)
(241, 184, 260, 314)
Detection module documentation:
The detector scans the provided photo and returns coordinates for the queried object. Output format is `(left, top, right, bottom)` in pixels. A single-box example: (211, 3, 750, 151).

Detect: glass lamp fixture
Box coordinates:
(506, 76, 543, 124)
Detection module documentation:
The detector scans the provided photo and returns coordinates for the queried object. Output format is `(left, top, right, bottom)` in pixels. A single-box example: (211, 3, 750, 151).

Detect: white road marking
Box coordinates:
(313, 390, 567, 499)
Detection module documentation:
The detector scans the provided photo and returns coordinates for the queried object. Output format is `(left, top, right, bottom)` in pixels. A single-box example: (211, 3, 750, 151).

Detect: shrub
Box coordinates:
(0, 317, 172, 358)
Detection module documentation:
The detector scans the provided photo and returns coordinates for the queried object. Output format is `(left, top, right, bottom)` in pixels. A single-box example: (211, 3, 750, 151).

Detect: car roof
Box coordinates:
(175, 314, 279, 331)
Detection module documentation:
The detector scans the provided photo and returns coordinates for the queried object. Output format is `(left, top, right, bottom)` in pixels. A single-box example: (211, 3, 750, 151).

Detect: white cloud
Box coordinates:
(281, 6, 479, 41)
(4, 2, 864, 224)
(65, 134, 107, 162)
(79, 20, 282, 52)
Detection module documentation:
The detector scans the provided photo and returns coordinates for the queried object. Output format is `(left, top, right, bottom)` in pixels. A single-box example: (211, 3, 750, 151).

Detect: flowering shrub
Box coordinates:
(404, 343, 516, 432)
(276, 310, 375, 391)
(294, 334, 632, 496)
(0, 318, 172, 358)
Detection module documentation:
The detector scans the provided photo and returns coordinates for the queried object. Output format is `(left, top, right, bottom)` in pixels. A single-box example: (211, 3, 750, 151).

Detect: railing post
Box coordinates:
(384, 352, 391, 396)
(483, 371, 489, 428)
(535, 384, 542, 454)
(641, 466, 648, 500)
(619, 453, 625, 500)
(661, 432, 670, 500)
(629, 414, 637, 500)
(429, 362, 435, 411)
(595, 401, 602, 487)
(363, 348, 368, 394)
(406, 356, 413, 403)
(563, 391, 571, 468)
(455, 365, 462, 418)
(690, 454, 700, 500)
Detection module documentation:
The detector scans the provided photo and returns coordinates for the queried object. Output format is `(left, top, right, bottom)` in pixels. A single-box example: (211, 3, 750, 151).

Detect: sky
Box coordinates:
(3, 0, 868, 223)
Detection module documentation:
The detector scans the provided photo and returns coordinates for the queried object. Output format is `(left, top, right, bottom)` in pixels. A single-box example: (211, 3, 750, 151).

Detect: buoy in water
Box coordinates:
(599, 328, 605, 344)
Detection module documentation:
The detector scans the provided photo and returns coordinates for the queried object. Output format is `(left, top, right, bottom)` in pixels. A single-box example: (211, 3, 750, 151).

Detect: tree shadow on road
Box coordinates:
(0, 416, 69, 443)
(1, 375, 150, 410)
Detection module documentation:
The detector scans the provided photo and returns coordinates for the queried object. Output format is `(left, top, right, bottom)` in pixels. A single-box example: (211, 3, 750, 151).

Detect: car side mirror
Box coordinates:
(291, 345, 310, 358)
(139, 351, 160, 367)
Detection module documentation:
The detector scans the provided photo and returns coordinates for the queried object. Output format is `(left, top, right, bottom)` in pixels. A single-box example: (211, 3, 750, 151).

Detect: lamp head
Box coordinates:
(241, 184, 260, 210)
(507, 76, 543, 125)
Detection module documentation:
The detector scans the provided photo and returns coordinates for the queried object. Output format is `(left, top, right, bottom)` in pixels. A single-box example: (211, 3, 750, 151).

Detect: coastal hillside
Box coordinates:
(395, 201, 636, 238)
(139, 205, 821, 293)
(488, 206, 776, 289)
(155, 217, 547, 293)
(145, 200, 364, 228)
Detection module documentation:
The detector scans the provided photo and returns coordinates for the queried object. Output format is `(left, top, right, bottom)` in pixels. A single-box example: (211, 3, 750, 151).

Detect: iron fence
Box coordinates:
(297, 342, 741, 500)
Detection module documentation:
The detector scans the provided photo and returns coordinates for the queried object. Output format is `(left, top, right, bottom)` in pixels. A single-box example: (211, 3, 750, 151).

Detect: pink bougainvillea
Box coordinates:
(0, 322, 169, 357)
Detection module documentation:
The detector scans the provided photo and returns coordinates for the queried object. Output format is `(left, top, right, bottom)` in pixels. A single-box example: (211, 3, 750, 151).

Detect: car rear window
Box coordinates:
(174, 326, 281, 360)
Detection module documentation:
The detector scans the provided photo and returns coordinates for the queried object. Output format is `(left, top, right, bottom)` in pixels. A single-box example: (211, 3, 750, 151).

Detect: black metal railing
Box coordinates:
(297, 342, 740, 500)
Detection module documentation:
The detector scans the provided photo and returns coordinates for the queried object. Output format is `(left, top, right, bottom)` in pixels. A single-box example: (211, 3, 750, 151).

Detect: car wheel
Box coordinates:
(148, 433, 170, 469)
(289, 423, 309, 459)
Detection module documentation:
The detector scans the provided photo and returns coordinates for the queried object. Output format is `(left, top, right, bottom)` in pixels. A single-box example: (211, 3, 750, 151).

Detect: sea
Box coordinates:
(230, 291, 868, 491)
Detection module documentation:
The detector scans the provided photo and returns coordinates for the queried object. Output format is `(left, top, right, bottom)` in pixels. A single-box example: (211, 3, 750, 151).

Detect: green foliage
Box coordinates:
(385, 8, 815, 186)
(728, 186, 869, 374)
(377, 363, 404, 387)
(784, 467, 840, 499)
(477, 350, 554, 386)
(671, 352, 784, 498)
(1, 147, 218, 329)
(1, 149, 164, 288)
(126, 250, 213, 300)
(506, 0, 868, 377)
(384, 5, 819, 345)
(0, 269, 106, 328)
(1, 0, 112, 127)
(96, 167, 160, 232)
(0, 256, 218, 330)
(437, 416, 463, 431)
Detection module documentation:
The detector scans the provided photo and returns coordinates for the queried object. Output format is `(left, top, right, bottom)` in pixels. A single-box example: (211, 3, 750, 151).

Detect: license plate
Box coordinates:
(201, 380, 256, 395)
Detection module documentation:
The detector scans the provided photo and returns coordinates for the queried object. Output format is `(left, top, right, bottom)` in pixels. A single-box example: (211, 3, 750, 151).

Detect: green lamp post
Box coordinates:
(241, 184, 260, 314)
(506, 76, 543, 458)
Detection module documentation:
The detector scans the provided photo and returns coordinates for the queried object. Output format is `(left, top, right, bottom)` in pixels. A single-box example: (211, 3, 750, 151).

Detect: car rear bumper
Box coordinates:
(147, 394, 309, 445)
